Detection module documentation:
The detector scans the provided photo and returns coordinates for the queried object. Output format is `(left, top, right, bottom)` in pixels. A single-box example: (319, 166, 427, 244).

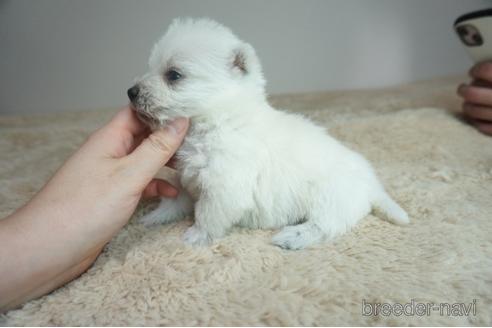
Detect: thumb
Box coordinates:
(126, 117, 189, 181)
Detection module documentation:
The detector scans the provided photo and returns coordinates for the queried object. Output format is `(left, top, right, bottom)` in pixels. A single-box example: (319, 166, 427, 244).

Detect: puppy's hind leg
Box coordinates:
(272, 188, 362, 250)
(140, 190, 193, 227)
(271, 220, 325, 250)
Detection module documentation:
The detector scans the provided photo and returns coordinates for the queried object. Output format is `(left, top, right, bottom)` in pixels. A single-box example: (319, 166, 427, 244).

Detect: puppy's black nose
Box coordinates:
(127, 85, 140, 102)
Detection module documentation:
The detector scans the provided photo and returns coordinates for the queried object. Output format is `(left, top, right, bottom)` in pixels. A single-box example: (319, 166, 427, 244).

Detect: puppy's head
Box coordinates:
(128, 18, 265, 127)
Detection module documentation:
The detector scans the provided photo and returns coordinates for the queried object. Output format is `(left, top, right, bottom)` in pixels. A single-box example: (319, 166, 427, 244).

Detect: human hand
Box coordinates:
(457, 61, 492, 135)
(0, 107, 189, 310)
(31, 106, 189, 247)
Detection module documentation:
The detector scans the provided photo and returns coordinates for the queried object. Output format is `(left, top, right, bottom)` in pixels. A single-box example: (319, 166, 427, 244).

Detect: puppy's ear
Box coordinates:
(230, 42, 260, 77)
(232, 49, 248, 74)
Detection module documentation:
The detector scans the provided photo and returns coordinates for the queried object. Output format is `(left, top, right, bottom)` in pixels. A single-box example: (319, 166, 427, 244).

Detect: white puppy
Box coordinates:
(128, 18, 409, 249)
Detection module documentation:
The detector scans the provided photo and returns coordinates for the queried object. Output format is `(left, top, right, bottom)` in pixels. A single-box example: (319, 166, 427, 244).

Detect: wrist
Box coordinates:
(0, 188, 107, 310)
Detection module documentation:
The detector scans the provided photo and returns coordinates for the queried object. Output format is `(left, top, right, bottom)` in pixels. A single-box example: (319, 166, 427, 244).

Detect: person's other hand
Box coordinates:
(0, 107, 189, 310)
(458, 61, 492, 135)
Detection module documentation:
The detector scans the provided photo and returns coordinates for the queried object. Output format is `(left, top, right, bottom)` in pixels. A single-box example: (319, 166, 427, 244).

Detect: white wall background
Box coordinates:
(0, 0, 490, 115)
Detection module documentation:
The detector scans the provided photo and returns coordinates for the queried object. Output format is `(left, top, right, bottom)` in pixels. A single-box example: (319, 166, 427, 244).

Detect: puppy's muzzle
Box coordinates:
(127, 85, 140, 103)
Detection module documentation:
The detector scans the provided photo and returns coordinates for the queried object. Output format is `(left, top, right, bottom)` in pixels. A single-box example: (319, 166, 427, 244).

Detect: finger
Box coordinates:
(105, 106, 148, 138)
(463, 102, 492, 121)
(457, 84, 492, 106)
(125, 117, 189, 183)
(126, 129, 151, 154)
(469, 61, 492, 83)
(85, 107, 150, 158)
(142, 179, 179, 198)
(470, 78, 491, 88)
(472, 120, 492, 136)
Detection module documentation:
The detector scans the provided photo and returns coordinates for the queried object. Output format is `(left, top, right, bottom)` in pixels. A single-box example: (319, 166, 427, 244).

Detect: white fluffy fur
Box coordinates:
(132, 18, 409, 249)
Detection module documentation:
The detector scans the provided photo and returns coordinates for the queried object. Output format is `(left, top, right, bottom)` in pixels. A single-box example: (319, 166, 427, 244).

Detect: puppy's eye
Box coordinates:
(165, 70, 182, 83)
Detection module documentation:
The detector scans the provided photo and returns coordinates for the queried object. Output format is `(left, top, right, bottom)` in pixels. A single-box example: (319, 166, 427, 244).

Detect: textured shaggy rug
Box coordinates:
(1, 76, 491, 326)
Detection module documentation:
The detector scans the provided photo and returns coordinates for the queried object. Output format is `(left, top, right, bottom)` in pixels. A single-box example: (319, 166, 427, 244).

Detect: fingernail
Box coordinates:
(168, 117, 188, 134)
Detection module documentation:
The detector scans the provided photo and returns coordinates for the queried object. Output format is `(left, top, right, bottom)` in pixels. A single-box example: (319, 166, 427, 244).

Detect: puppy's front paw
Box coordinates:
(140, 210, 165, 227)
(140, 205, 185, 227)
(183, 225, 211, 247)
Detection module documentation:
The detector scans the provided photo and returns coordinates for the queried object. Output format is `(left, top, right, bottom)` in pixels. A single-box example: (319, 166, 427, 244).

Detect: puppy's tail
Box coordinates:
(372, 191, 409, 225)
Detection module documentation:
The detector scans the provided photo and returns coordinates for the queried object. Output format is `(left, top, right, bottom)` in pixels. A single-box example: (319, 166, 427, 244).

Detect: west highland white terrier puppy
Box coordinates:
(128, 18, 409, 249)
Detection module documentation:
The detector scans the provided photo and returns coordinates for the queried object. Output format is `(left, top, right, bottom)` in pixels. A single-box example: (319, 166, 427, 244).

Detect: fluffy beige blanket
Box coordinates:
(1, 76, 491, 326)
